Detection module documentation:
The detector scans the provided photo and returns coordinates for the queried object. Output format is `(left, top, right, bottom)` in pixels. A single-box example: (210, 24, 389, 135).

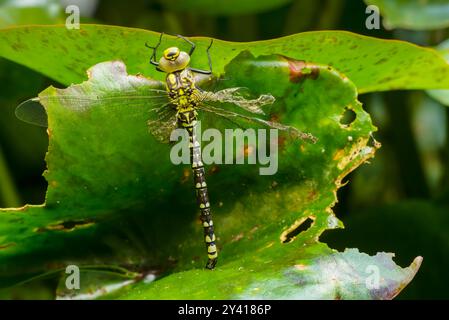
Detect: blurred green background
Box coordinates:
(0, 0, 448, 299)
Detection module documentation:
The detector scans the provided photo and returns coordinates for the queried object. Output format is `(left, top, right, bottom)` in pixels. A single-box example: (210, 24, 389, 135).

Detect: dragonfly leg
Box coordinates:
(176, 34, 196, 56)
(189, 39, 214, 75)
(206, 39, 213, 72)
(145, 32, 164, 67)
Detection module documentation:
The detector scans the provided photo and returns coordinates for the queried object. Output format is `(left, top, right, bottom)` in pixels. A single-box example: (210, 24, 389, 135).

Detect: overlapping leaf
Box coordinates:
(1, 26, 449, 94)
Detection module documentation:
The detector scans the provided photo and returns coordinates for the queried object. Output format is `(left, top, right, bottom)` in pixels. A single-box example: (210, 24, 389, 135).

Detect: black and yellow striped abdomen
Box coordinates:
(167, 70, 218, 269)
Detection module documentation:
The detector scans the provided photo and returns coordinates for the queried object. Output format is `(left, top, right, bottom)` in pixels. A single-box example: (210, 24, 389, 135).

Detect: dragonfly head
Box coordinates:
(159, 46, 191, 73)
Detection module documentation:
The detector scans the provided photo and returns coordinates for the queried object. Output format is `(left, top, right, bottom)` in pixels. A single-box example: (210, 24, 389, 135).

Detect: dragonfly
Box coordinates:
(16, 33, 317, 270)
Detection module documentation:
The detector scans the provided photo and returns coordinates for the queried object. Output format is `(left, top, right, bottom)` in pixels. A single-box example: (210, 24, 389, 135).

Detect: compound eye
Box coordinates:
(163, 47, 180, 61)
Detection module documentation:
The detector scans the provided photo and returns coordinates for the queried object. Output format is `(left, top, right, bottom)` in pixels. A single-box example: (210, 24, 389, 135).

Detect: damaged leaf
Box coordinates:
(0, 51, 421, 299)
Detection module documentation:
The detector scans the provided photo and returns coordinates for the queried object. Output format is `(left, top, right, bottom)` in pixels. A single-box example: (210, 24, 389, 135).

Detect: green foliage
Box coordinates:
(0, 46, 422, 298)
(116, 249, 421, 299)
(365, 0, 449, 30)
(1, 26, 449, 93)
(2, 7, 449, 298)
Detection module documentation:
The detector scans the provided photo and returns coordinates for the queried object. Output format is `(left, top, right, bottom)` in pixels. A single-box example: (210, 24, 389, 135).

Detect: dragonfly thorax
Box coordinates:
(166, 69, 201, 110)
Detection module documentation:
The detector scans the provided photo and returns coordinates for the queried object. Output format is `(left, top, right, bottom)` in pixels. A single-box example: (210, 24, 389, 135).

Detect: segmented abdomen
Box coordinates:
(178, 110, 218, 269)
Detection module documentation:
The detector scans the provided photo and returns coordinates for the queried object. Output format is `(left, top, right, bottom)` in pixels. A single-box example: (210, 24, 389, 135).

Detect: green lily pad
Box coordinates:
(365, 0, 449, 30)
(0, 50, 421, 299)
(1, 26, 449, 94)
(113, 248, 421, 299)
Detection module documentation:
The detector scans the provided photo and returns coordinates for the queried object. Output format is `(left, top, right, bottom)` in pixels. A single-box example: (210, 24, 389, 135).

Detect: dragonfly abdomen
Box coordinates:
(179, 111, 218, 270)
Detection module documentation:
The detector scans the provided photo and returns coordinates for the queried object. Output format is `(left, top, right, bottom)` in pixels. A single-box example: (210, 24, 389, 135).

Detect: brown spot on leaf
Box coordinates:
(333, 149, 346, 161)
(375, 58, 388, 65)
(60, 46, 69, 54)
(35, 219, 95, 233)
(0, 243, 16, 250)
(294, 264, 307, 271)
(180, 168, 190, 184)
(231, 233, 244, 242)
(11, 43, 26, 51)
(208, 165, 220, 175)
(270, 114, 287, 149)
(285, 58, 320, 83)
(249, 225, 259, 235)
(307, 190, 317, 201)
(243, 144, 254, 157)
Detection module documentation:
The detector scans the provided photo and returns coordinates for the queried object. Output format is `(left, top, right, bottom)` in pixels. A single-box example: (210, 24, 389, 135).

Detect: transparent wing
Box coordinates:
(147, 103, 178, 143)
(15, 89, 179, 142)
(200, 87, 275, 115)
(15, 98, 48, 127)
(199, 102, 317, 143)
(15, 89, 170, 128)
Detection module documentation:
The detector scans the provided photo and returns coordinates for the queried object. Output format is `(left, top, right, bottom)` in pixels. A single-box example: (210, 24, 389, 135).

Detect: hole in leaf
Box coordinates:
(282, 217, 314, 243)
(340, 107, 357, 126)
(35, 219, 95, 232)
